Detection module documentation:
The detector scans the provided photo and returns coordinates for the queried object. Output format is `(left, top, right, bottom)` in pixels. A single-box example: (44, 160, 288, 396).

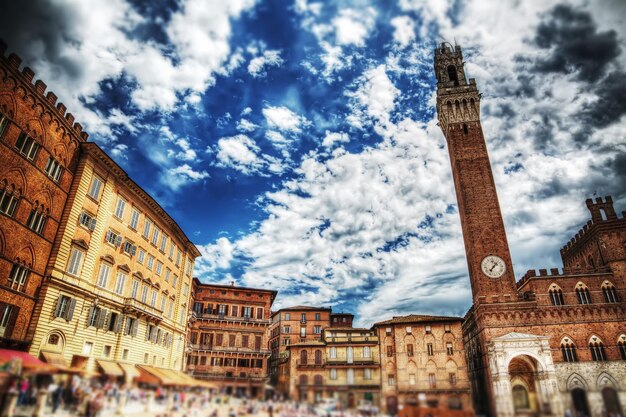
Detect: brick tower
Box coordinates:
(434, 43, 517, 303)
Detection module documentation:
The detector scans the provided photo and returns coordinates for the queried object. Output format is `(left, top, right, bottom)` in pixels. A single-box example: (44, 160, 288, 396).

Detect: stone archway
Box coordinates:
(570, 388, 590, 417)
(602, 387, 623, 417)
(509, 356, 540, 415)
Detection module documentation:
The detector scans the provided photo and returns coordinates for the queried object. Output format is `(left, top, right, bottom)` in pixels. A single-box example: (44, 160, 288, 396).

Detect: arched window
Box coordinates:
(48, 334, 60, 345)
(589, 337, 606, 361)
(602, 281, 618, 303)
(446, 101, 453, 118)
(463, 124, 468, 134)
(447, 65, 458, 85)
(300, 350, 307, 365)
(299, 375, 308, 385)
(26, 204, 48, 235)
(618, 335, 626, 360)
(587, 255, 595, 269)
(548, 284, 564, 306)
(560, 338, 577, 362)
(313, 375, 323, 385)
(0, 181, 20, 217)
(575, 283, 591, 305)
(314, 349, 322, 365)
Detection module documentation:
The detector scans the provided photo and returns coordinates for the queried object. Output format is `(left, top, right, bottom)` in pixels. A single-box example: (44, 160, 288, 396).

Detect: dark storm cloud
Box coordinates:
(533, 4, 621, 82)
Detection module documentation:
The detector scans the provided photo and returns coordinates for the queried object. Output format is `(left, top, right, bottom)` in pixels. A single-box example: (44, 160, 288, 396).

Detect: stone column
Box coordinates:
(1, 392, 18, 417)
(31, 391, 48, 417)
(492, 374, 514, 417)
(144, 391, 154, 413)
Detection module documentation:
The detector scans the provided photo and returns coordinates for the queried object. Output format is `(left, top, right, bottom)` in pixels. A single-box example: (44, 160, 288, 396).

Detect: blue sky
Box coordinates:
(1, 0, 625, 325)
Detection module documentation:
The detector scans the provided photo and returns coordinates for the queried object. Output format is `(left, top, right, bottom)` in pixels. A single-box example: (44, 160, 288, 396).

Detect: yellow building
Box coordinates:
(26, 142, 200, 378)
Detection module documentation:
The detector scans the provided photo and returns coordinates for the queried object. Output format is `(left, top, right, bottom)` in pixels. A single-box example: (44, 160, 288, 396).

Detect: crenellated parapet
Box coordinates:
(0, 39, 89, 142)
(517, 265, 612, 289)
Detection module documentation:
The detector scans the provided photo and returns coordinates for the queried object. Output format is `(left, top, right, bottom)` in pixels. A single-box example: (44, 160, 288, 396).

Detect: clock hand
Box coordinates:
(489, 264, 497, 272)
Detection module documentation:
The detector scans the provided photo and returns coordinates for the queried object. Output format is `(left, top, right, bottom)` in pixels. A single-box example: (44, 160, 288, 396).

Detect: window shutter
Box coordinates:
(114, 314, 122, 333)
(131, 319, 138, 337)
(97, 309, 107, 328)
(115, 235, 122, 247)
(87, 306, 95, 326)
(152, 328, 158, 343)
(79, 212, 85, 224)
(89, 218, 96, 231)
(105, 230, 111, 241)
(54, 297, 63, 318)
(146, 326, 151, 341)
(4, 306, 20, 338)
(131, 245, 137, 256)
(66, 299, 76, 321)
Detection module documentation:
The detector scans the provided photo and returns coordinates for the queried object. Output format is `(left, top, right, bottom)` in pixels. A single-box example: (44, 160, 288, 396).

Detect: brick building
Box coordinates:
(269, 306, 332, 396)
(26, 141, 200, 377)
(186, 280, 276, 398)
(288, 324, 381, 408)
(373, 315, 472, 415)
(0, 42, 87, 349)
(434, 43, 625, 417)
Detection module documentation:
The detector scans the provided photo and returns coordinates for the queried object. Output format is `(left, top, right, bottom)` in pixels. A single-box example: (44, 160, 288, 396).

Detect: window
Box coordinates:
(388, 374, 395, 386)
(428, 373, 436, 388)
(284, 313, 290, 320)
(122, 349, 129, 360)
(48, 334, 59, 345)
(144, 353, 149, 363)
(107, 312, 120, 332)
(130, 208, 140, 229)
(549, 285, 564, 305)
(172, 274, 178, 287)
(409, 373, 416, 385)
(123, 241, 137, 256)
(329, 347, 337, 359)
(446, 342, 454, 355)
(406, 326, 412, 334)
(387, 345, 394, 357)
(0, 304, 16, 337)
(137, 249, 145, 264)
(88, 176, 103, 200)
(347, 368, 354, 384)
(364, 368, 372, 380)
(147, 255, 154, 270)
(363, 346, 371, 358)
(183, 282, 189, 296)
(427, 343, 434, 356)
(282, 338, 290, 346)
(151, 227, 160, 246)
(561, 339, 578, 362)
(425, 325, 432, 334)
(150, 290, 157, 307)
(449, 373, 457, 385)
(168, 301, 173, 319)
(385, 327, 392, 335)
(83, 342, 93, 355)
(105, 230, 122, 247)
(114, 197, 126, 219)
(143, 218, 152, 238)
(15, 133, 39, 160)
(186, 259, 192, 276)
(88, 306, 105, 328)
(406, 344, 414, 357)
(0, 186, 19, 217)
(315, 313, 321, 320)
(44, 157, 63, 182)
(257, 307, 264, 319)
(96, 263, 111, 288)
(300, 327, 306, 337)
(0, 111, 9, 137)
(141, 285, 148, 303)
(444, 324, 451, 333)
(114, 272, 127, 295)
(79, 212, 96, 231)
(130, 280, 139, 298)
(54, 296, 75, 320)
(602, 282, 619, 303)
(8, 264, 29, 292)
(169, 242, 175, 259)
(618, 336, 626, 360)
(301, 313, 306, 323)
(576, 284, 591, 305)
(314, 325, 322, 334)
(160, 234, 168, 252)
(155, 261, 163, 275)
(283, 326, 291, 334)
(330, 369, 337, 380)
(165, 268, 171, 282)
(160, 295, 166, 311)
(176, 249, 181, 266)
(589, 339, 606, 361)
(67, 248, 84, 276)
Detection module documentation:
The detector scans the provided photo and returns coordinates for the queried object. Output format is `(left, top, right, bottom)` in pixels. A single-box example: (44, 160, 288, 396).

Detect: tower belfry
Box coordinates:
(434, 43, 517, 303)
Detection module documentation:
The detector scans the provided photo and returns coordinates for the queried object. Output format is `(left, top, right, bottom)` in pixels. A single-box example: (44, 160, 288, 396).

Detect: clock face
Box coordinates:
(481, 255, 506, 278)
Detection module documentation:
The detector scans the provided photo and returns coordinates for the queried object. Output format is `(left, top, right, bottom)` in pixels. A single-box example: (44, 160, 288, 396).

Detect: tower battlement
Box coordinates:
(0, 39, 89, 142)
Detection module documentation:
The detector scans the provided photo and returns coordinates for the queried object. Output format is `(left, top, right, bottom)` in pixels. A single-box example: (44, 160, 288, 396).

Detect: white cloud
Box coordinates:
(248, 49, 284, 77)
(215, 134, 264, 175)
(332, 8, 377, 47)
(196, 237, 236, 272)
(390, 16, 416, 48)
(164, 164, 210, 190)
(237, 118, 258, 132)
(262, 105, 308, 132)
(322, 131, 349, 148)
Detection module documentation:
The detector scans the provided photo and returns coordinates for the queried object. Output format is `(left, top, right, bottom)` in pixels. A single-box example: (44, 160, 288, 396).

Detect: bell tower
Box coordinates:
(434, 43, 517, 303)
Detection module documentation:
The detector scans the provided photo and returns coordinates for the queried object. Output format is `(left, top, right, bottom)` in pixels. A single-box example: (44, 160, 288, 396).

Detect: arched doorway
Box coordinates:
(386, 396, 398, 415)
(602, 387, 623, 417)
(509, 355, 540, 415)
(571, 388, 590, 417)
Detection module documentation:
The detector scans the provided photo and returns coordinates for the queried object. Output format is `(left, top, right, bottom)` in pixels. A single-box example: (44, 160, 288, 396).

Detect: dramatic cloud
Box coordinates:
(248, 49, 284, 77)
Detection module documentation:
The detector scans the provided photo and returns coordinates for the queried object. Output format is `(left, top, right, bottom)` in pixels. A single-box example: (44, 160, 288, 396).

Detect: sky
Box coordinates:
(1, 0, 625, 326)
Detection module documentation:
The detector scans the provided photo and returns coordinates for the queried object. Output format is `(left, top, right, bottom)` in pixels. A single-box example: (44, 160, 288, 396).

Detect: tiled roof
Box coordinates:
(277, 305, 332, 312)
(373, 314, 462, 326)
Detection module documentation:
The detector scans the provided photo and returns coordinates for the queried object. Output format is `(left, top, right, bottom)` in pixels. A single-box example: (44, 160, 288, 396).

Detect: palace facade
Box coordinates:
(186, 280, 276, 398)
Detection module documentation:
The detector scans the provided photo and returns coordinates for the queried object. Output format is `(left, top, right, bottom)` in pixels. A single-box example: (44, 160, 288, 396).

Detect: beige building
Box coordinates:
(26, 141, 200, 378)
(373, 315, 472, 415)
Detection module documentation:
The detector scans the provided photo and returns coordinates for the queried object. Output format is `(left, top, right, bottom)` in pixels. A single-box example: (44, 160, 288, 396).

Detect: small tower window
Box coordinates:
(463, 124, 468, 134)
(560, 338, 577, 362)
(601, 281, 618, 303)
(548, 284, 564, 306)
(589, 337, 606, 361)
(447, 65, 458, 85)
(575, 283, 591, 305)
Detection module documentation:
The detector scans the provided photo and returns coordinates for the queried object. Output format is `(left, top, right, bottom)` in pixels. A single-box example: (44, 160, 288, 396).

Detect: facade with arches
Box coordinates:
(435, 43, 626, 417)
(0, 43, 86, 349)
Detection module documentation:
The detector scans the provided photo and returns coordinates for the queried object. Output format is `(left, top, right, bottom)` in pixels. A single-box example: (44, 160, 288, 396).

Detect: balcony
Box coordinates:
(296, 359, 325, 368)
(188, 371, 267, 382)
(192, 312, 270, 325)
(187, 344, 271, 355)
(123, 298, 163, 321)
(325, 358, 377, 367)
